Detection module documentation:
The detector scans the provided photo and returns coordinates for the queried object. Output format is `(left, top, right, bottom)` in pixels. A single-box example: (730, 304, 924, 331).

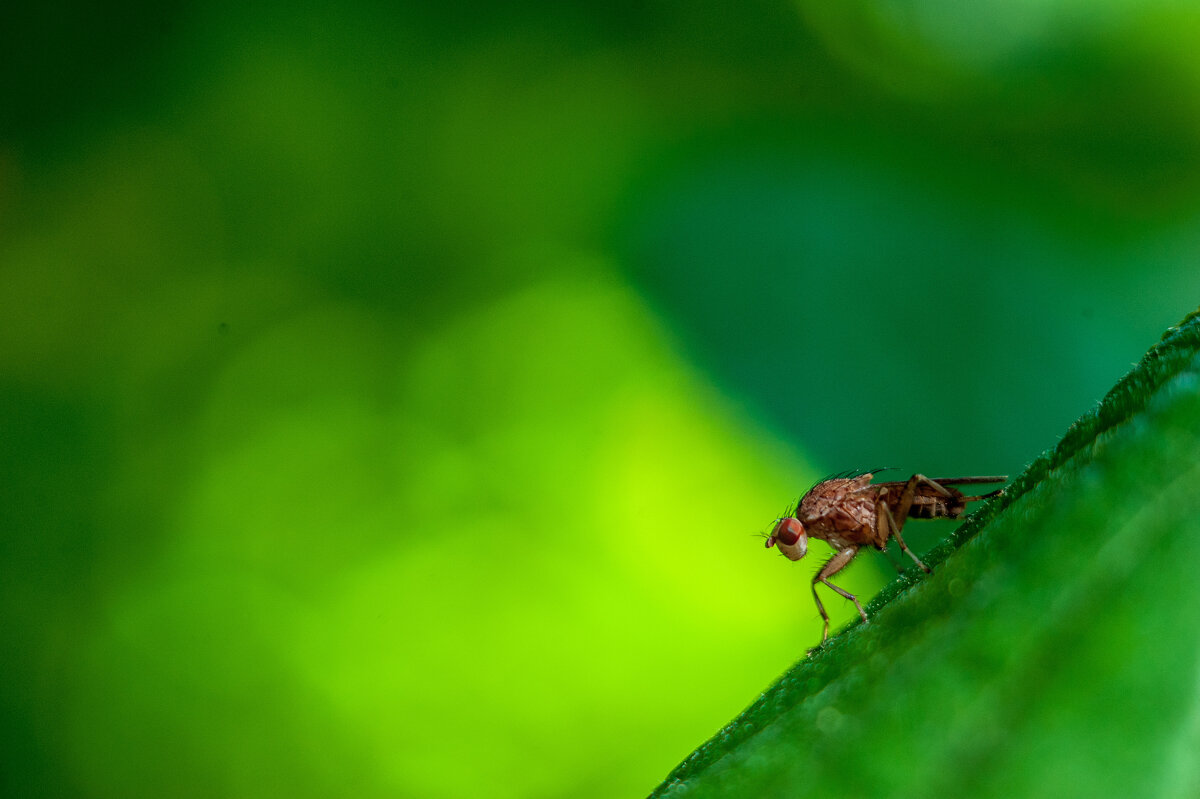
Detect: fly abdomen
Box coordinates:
(904, 491, 968, 520)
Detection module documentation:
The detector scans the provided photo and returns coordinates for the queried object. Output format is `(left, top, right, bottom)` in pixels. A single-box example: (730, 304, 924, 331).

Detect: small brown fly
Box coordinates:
(766, 470, 1006, 647)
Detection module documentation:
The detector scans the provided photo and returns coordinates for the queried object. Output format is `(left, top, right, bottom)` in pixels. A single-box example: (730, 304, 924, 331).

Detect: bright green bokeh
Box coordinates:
(2, 2, 1200, 797)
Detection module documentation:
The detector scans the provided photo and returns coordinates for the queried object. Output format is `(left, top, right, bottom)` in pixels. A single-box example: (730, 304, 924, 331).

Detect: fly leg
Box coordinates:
(890, 473, 952, 524)
(878, 500, 931, 573)
(960, 488, 1005, 502)
(880, 473, 950, 572)
(811, 547, 864, 644)
(879, 546, 908, 574)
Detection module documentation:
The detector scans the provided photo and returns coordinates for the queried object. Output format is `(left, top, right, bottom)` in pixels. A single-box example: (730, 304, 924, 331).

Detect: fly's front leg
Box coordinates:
(878, 500, 931, 573)
(811, 547, 864, 643)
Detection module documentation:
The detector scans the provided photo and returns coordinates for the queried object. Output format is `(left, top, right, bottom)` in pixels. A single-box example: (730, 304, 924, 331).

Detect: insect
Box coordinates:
(766, 470, 1006, 647)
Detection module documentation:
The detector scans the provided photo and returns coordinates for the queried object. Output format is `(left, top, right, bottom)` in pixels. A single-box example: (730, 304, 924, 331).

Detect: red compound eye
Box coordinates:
(771, 517, 805, 546)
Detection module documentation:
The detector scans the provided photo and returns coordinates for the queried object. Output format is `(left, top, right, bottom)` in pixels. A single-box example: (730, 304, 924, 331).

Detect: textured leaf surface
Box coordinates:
(650, 307, 1200, 799)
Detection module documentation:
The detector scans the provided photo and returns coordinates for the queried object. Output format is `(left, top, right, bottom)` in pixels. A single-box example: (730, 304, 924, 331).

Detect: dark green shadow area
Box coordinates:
(617, 127, 1200, 497)
(651, 304, 1200, 798)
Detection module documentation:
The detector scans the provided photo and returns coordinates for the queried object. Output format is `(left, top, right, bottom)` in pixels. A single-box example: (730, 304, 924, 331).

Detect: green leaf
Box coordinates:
(650, 306, 1200, 799)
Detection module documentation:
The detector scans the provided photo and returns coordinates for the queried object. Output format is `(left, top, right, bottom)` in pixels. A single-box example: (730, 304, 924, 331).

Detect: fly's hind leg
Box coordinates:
(881, 473, 951, 572)
(878, 500, 931, 573)
(960, 487, 1005, 503)
(890, 473, 952, 526)
(811, 547, 865, 644)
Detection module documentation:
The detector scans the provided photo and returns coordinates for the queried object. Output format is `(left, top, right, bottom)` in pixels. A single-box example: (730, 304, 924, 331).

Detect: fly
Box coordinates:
(766, 471, 1006, 648)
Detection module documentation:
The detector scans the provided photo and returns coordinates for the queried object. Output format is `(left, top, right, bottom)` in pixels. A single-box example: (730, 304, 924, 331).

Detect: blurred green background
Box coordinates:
(3, 1, 1200, 797)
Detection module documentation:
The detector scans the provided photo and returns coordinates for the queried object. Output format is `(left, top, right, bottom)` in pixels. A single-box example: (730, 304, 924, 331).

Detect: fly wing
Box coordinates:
(870, 476, 1006, 491)
(869, 481, 959, 507)
(926, 476, 1007, 485)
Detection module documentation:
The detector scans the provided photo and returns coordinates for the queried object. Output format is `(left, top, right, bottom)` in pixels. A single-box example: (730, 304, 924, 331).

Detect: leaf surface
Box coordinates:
(650, 307, 1200, 799)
